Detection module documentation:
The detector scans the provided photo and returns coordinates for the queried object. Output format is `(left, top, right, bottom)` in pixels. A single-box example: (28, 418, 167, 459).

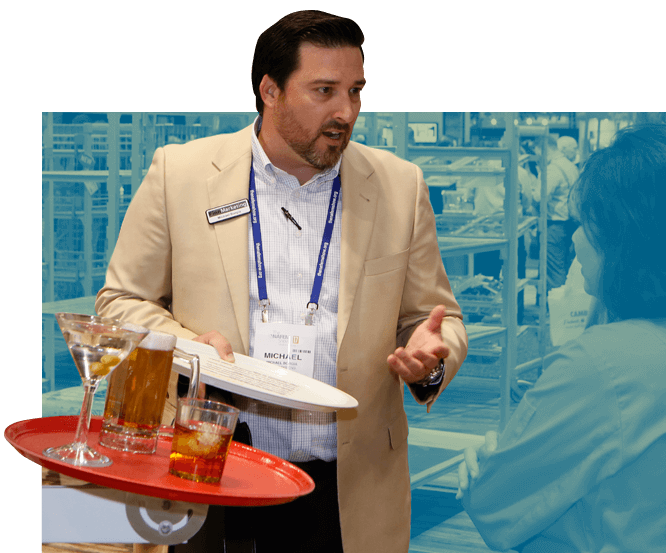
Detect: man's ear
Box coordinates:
(259, 75, 281, 110)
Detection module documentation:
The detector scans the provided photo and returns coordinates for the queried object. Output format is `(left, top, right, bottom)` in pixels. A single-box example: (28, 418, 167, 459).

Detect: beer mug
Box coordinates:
(99, 330, 200, 454)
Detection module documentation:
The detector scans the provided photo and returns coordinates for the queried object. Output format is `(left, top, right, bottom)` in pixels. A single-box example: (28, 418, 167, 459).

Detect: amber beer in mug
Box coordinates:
(99, 330, 198, 454)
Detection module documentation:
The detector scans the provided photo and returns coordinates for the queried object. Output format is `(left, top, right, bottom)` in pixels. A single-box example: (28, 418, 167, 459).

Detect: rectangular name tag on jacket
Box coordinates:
(254, 323, 317, 378)
(206, 199, 251, 224)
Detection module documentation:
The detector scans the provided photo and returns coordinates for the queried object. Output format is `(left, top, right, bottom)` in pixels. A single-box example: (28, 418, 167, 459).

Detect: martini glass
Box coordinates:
(43, 313, 148, 467)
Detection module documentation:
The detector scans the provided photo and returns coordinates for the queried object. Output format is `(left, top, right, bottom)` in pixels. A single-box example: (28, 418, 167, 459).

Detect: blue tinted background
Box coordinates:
(42, 110, 652, 408)
(39, 112, 665, 553)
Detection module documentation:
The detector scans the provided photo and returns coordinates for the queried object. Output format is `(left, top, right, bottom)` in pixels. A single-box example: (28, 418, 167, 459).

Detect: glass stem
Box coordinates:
(73, 381, 98, 447)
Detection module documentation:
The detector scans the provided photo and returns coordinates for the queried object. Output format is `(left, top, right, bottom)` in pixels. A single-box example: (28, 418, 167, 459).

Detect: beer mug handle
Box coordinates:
(158, 349, 202, 438)
(173, 347, 201, 399)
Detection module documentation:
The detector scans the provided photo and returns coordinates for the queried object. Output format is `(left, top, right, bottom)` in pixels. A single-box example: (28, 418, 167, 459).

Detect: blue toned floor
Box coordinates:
(411, 487, 463, 539)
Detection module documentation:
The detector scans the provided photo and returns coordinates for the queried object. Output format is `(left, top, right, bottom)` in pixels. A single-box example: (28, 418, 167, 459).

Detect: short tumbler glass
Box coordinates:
(168, 398, 240, 484)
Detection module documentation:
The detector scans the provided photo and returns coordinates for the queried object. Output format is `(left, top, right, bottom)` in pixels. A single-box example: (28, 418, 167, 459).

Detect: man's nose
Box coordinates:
(332, 94, 357, 124)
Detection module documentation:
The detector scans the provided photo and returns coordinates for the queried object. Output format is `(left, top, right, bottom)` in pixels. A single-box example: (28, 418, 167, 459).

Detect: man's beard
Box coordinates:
(274, 101, 351, 171)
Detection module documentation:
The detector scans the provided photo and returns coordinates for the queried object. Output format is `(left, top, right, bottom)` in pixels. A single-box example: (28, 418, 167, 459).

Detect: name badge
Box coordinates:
(206, 199, 251, 224)
(254, 323, 317, 379)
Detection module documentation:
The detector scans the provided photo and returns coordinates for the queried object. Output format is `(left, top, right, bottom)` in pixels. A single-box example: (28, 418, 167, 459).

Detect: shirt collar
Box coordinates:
(251, 116, 341, 188)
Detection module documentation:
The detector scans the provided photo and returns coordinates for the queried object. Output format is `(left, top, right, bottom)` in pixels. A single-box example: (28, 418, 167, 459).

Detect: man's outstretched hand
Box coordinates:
(387, 305, 449, 385)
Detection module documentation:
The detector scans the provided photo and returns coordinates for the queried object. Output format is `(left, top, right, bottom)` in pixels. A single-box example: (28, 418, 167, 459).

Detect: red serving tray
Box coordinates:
(5, 416, 314, 507)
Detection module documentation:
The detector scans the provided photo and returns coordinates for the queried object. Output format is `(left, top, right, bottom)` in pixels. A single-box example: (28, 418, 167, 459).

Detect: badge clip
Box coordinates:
(260, 299, 270, 323)
(305, 302, 318, 326)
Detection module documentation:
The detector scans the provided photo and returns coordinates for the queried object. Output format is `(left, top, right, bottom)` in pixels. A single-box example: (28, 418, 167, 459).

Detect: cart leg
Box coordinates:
(134, 544, 168, 553)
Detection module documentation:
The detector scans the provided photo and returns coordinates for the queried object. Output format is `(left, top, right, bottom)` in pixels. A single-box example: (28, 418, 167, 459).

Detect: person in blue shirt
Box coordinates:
(457, 124, 666, 552)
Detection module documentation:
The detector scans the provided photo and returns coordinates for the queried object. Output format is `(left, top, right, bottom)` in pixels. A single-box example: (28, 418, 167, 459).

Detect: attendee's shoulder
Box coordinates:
(529, 321, 660, 410)
(554, 319, 666, 382)
(578, 319, 666, 351)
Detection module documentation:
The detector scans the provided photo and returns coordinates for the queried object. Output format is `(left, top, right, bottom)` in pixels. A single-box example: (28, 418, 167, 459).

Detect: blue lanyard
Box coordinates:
(249, 164, 341, 325)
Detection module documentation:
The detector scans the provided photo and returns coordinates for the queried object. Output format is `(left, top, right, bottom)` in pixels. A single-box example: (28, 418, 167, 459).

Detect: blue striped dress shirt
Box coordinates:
(234, 118, 342, 462)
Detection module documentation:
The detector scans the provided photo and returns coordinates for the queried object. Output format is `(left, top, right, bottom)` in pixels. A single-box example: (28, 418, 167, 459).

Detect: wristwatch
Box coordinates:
(416, 358, 445, 387)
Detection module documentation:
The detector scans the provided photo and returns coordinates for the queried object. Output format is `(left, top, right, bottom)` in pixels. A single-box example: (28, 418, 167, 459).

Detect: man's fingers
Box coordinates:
(403, 348, 440, 370)
(194, 331, 235, 362)
(387, 351, 425, 384)
(388, 348, 439, 384)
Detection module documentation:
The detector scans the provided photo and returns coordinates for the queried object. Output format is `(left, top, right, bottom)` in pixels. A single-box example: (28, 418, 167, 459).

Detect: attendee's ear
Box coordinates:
(259, 75, 280, 110)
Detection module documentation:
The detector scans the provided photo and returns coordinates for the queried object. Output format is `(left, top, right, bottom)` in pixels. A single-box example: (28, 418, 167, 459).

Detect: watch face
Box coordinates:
(430, 361, 445, 384)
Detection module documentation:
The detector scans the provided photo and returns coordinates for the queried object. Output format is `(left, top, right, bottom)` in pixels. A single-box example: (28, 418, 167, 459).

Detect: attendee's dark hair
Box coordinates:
(251, 10, 364, 115)
(570, 124, 666, 321)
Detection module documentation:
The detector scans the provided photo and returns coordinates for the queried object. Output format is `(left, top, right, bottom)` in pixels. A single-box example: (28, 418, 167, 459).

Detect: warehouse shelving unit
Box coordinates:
(511, 125, 551, 385)
(419, 144, 523, 429)
(382, 112, 552, 430)
(41, 113, 256, 303)
(368, 112, 552, 493)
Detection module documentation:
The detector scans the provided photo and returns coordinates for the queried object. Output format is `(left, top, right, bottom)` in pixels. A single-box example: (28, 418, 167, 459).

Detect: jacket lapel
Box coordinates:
(338, 145, 378, 351)
(207, 126, 253, 353)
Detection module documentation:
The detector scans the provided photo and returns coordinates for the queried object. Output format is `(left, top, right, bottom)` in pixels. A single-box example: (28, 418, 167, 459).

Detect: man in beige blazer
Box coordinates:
(96, 10, 467, 553)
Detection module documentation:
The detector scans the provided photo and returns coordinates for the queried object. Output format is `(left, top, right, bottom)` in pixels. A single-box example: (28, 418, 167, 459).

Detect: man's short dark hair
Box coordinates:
(251, 10, 364, 115)
(569, 124, 666, 321)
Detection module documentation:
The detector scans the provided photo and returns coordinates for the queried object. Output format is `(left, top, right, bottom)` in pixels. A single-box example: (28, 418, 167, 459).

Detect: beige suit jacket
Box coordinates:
(96, 125, 468, 553)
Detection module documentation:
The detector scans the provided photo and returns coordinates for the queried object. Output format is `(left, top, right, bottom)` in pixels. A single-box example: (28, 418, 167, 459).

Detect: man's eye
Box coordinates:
(318, 87, 331, 94)
(350, 88, 362, 96)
